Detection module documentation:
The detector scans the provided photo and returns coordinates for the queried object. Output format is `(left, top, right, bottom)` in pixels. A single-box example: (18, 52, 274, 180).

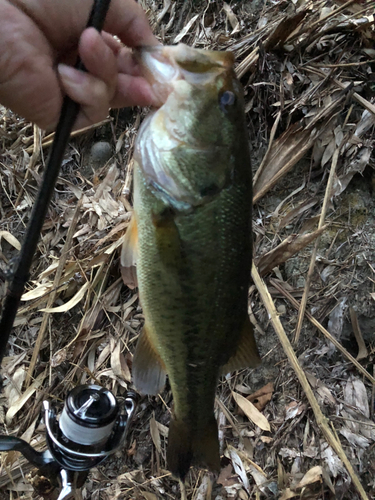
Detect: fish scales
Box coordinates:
(135, 164, 250, 402)
(121, 43, 260, 480)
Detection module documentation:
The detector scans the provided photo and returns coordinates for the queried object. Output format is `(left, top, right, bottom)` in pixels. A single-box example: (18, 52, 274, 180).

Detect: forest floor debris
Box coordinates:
(0, 0, 374, 498)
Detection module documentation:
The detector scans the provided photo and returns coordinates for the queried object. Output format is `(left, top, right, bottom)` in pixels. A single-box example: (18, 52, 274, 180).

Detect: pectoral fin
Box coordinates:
(221, 317, 261, 375)
(120, 215, 138, 288)
(152, 209, 183, 265)
(132, 324, 167, 396)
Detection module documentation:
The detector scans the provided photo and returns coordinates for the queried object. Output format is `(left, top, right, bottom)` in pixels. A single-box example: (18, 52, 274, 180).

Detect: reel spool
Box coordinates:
(44, 385, 137, 471)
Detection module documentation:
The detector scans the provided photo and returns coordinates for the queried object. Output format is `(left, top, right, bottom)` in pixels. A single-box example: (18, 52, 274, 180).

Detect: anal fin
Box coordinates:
(221, 316, 261, 375)
(132, 324, 167, 396)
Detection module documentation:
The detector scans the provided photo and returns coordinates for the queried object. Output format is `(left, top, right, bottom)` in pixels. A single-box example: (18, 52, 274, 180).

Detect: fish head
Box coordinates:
(134, 44, 248, 210)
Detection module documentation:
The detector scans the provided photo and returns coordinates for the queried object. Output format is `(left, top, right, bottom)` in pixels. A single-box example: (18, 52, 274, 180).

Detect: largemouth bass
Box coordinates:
(121, 43, 260, 480)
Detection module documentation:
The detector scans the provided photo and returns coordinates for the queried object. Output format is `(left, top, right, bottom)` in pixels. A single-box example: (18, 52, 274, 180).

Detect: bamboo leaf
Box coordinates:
(232, 391, 270, 432)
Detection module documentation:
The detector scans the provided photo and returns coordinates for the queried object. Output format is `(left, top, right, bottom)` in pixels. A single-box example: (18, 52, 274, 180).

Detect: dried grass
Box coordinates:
(0, 0, 375, 499)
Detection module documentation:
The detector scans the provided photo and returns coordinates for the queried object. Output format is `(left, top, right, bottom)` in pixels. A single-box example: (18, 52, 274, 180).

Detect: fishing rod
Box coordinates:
(0, 1, 138, 498)
(0, 0, 112, 366)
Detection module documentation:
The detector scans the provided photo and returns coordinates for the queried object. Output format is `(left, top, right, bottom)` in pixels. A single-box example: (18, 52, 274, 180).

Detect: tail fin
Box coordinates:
(167, 416, 220, 480)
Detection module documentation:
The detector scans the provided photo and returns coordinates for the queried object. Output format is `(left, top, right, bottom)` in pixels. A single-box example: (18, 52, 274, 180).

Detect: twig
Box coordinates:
(301, 0, 359, 32)
(304, 67, 375, 116)
(294, 147, 340, 343)
(180, 480, 187, 500)
(349, 307, 368, 361)
(287, 0, 368, 44)
(215, 396, 241, 438)
(333, 77, 375, 116)
(253, 111, 281, 188)
(313, 59, 375, 68)
(25, 118, 111, 154)
(25, 199, 82, 387)
(270, 279, 375, 386)
(252, 264, 369, 500)
(236, 47, 259, 79)
(14, 125, 42, 213)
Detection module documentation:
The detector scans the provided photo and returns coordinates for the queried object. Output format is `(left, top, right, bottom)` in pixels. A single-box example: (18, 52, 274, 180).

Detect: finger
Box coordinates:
(57, 64, 111, 129)
(12, 0, 158, 50)
(105, 0, 159, 47)
(101, 31, 122, 55)
(0, 0, 62, 130)
(117, 48, 143, 77)
(110, 74, 159, 108)
(79, 28, 117, 97)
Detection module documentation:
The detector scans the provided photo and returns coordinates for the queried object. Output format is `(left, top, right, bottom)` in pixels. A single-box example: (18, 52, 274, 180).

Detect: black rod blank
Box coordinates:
(0, 0, 111, 366)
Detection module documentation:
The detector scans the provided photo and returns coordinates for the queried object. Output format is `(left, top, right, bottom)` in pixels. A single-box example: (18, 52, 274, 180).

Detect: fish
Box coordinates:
(121, 43, 261, 480)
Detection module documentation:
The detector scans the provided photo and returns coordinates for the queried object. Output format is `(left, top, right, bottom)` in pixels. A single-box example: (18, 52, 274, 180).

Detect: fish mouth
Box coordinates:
(134, 44, 235, 106)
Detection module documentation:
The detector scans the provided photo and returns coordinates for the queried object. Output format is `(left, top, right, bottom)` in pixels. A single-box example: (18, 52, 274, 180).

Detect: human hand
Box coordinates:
(0, 0, 159, 130)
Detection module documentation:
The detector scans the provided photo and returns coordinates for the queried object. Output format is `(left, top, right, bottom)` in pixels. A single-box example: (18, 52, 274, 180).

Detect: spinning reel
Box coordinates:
(0, 386, 137, 499)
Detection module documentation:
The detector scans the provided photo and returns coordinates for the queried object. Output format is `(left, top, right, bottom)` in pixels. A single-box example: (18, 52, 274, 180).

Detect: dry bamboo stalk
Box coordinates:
(333, 78, 375, 116)
(235, 47, 259, 79)
(294, 147, 340, 343)
(270, 279, 375, 386)
(252, 264, 369, 500)
(15, 124, 42, 210)
(302, 0, 363, 33)
(315, 59, 375, 68)
(25, 118, 111, 154)
(25, 198, 83, 387)
(305, 67, 375, 117)
(180, 480, 187, 500)
(253, 111, 281, 188)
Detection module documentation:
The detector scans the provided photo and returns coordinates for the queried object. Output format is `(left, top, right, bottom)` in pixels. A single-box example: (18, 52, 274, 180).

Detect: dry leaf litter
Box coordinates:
(0, 0, 374, 498)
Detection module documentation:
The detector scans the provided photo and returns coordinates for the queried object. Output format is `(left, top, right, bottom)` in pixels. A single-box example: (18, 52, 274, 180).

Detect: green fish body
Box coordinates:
(121, 44, 260, 480)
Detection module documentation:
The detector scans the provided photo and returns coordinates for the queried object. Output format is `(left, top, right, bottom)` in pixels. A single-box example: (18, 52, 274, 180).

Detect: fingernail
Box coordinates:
(57, 64, 86, 85)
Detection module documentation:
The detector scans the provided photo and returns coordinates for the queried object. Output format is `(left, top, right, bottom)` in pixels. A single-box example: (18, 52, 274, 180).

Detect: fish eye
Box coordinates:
(219, 90, 236, 111)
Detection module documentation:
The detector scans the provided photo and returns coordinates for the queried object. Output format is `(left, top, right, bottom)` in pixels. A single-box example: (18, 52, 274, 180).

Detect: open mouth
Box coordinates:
(134, 44, 234, 107)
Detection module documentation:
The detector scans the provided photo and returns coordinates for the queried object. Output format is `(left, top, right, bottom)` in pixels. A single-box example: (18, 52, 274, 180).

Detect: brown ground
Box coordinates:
(0, 1, 375, 499)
